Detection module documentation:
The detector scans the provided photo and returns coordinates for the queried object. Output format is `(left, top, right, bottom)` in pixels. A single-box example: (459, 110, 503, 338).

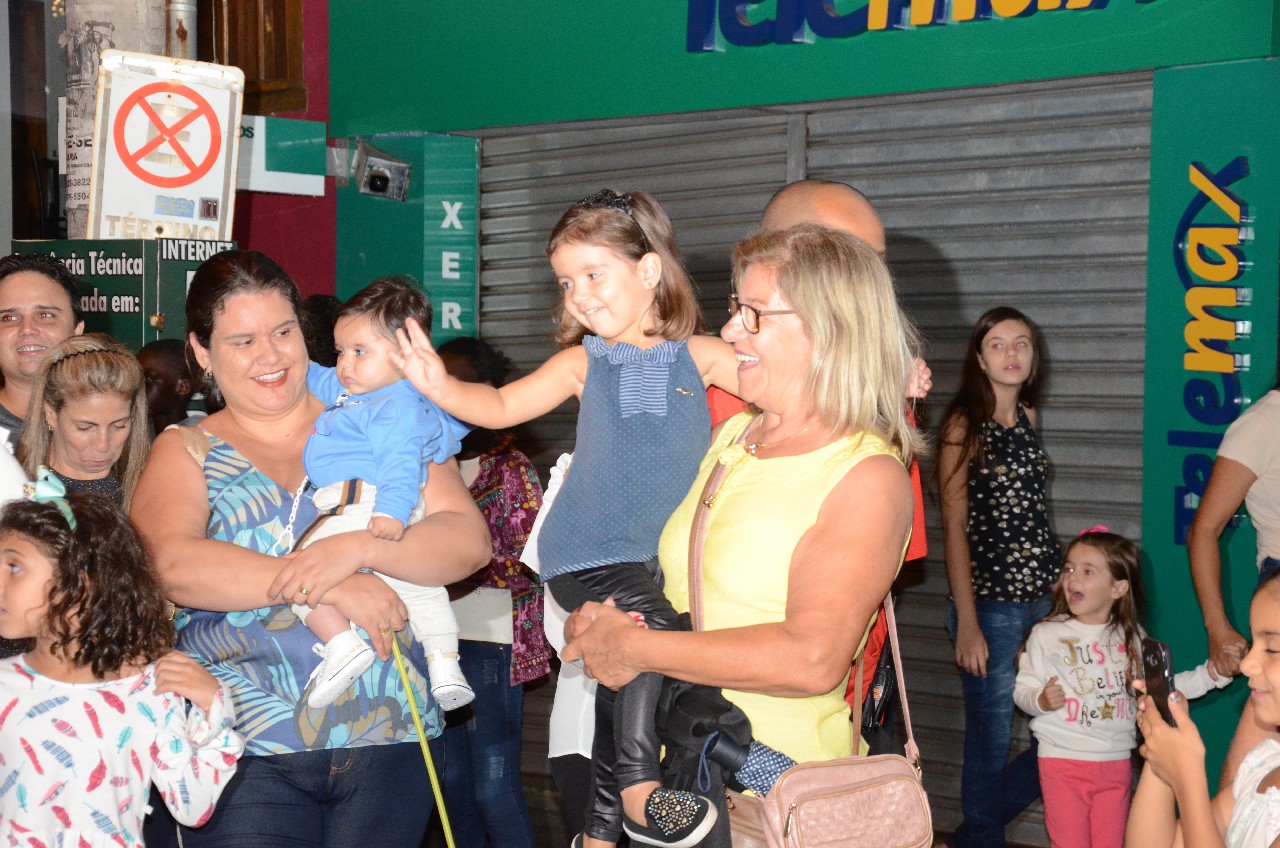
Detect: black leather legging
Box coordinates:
(549, 558, 680, 842)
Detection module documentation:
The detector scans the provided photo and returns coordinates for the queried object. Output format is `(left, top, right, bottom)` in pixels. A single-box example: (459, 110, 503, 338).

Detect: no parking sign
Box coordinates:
(87, 50, 243, 240)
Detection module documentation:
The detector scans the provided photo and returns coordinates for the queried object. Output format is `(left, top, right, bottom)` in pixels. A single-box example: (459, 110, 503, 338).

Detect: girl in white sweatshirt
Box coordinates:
(1013, 528, 1230, 848)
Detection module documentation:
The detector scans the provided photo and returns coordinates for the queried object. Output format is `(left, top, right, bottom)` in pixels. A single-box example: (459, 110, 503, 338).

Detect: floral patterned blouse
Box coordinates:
(173, 428, 439, 755)
(467, 450, 552, 686)
(967, 405, 1062, 601)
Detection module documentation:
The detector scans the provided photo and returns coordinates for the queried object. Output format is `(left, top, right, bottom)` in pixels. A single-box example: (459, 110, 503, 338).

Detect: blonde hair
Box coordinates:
(732, 224, 923, 464)
(18, 334, 149, 505)
(546, 189, 706, 347)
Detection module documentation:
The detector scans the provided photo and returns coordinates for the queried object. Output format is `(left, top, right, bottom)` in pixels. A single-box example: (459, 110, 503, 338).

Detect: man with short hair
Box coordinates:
(0, 253, 84, 660)
(761, 179, 887, 255)
(757, 178, 926, 567)
(0, 254, 85, 452)
(137, 338, 204, 437)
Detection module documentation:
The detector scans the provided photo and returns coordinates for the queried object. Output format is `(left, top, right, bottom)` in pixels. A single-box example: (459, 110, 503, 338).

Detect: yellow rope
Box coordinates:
(391, 637, 456, 848)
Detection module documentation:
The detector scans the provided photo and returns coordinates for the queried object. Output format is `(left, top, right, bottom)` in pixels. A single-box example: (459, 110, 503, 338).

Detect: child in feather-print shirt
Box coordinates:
(0, 482, 244, 847)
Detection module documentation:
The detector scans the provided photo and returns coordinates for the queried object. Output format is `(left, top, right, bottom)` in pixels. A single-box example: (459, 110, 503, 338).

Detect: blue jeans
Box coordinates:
(947, 596, 1051, 848)
(179, 743, 432, 847)
(432, 641, 537, 848)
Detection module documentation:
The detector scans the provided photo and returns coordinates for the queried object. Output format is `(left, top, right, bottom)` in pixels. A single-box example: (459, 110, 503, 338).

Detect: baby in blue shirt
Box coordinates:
(295, 277, 473, 711)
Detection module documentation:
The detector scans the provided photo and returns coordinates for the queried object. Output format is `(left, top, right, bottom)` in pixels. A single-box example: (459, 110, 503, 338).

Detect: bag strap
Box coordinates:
(882, 594, 922, 769)
(686, 424, 743, 630)
(851, 650, 866, 737)
(172, 424, 213, 468)
(686, 419, 922, 770)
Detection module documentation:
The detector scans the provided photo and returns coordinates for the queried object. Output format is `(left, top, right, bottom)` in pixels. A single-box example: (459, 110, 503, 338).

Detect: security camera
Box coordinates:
(353, 142, 411, 201)
(366, 170, 391, 194)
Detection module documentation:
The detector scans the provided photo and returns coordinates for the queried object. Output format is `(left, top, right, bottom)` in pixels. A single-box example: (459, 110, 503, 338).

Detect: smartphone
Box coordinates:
(1142, 637, 1178, 727)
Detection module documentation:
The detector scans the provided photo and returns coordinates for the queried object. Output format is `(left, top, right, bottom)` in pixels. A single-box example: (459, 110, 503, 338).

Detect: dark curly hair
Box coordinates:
(0, 494, 173, 677)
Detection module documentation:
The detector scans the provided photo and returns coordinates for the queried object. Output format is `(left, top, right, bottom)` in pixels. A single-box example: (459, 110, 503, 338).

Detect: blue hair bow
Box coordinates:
(23, 467, 77, 531)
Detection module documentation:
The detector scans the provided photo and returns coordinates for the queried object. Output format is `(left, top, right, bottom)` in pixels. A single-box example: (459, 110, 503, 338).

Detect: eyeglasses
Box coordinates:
(727, 294, 795, 335)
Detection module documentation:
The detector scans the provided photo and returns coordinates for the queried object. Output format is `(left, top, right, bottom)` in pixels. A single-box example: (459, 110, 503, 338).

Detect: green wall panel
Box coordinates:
(336, 134, 479, 345)
(1143, 57, 1280, 778)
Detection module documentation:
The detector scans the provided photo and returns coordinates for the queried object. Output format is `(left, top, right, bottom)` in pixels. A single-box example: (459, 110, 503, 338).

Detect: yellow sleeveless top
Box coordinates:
(659, 413, 902, 764)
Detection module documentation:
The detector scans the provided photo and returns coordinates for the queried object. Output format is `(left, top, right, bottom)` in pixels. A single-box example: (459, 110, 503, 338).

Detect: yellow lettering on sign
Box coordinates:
(869, 0, 891, 30)
(1186, 226, 1242, 284)
(951, 0, 980, 21)
(990, 0, 1034, 15)
(1184, 286, 1237, 373)
(1189, 163, 1243, 223)
(909, 0, 937, 25)
(868, 0, 938, 29)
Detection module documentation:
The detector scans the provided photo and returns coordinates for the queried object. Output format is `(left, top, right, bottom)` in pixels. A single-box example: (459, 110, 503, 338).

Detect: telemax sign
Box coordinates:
(687, 0, 1159, 50)
(86, 50, 244, 241)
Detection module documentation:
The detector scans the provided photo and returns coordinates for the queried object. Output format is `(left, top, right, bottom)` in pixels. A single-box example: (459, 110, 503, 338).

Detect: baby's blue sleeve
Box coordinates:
(367, 398, 428, 524)
(420, 399, 470, 465)
(307, 361, 342, 402)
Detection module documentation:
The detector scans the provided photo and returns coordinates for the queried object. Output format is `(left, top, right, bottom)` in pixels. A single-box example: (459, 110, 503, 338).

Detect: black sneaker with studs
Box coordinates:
(622, 788, 718, 848)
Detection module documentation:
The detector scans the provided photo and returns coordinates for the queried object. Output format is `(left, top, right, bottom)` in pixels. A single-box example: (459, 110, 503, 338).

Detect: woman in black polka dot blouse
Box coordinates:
(937, 306, 1062, 848)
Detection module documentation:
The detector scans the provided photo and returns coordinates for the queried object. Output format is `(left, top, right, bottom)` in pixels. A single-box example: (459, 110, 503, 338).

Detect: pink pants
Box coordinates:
(1039, 756, 1132, 848)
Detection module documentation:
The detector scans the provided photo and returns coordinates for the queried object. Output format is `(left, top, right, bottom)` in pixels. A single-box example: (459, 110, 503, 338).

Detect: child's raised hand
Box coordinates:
(907, 357, 932, 400)
(154, 651, 221, 715)
(1038, 676, 1066, 711)
(368, 515, 405, 541)
(391, 317, 450, 399)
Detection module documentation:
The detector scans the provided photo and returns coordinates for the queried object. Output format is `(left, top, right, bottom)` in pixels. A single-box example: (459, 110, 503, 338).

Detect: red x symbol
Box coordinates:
(112, 81, 222, 188)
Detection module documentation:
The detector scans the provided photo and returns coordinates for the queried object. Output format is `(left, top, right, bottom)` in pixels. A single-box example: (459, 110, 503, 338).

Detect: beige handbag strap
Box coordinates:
(172, 424, 213, 468)
(687, 424, 922, 770)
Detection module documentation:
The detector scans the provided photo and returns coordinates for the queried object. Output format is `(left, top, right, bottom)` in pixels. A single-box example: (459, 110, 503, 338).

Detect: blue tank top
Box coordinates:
(539, 336, 711, 579)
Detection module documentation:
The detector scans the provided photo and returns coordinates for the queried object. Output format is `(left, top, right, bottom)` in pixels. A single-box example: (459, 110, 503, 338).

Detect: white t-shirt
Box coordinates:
(1218, 390, 1280, 567)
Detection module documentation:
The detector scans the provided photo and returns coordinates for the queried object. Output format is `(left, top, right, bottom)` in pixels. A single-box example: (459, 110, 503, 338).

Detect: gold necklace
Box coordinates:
(745, 417, 812, 456)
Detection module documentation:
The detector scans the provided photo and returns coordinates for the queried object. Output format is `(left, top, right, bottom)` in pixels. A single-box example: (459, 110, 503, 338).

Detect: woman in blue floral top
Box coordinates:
(130, 250, 490, 847)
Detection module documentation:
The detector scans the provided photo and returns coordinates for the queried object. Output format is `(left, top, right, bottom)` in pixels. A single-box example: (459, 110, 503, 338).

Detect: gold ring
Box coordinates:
(299, 587, 309, 596)
(380, 626, 392, 634)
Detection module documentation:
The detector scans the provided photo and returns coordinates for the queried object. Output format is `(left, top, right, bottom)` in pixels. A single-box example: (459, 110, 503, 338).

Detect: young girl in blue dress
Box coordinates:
(395, 189, 740, 848)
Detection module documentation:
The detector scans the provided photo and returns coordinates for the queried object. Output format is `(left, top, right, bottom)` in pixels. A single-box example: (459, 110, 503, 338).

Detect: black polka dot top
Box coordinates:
(967, 405, 1061, 601)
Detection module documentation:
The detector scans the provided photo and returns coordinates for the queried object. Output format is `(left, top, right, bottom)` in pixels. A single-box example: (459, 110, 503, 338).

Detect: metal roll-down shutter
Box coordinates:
(474, 70, 1152, 847)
